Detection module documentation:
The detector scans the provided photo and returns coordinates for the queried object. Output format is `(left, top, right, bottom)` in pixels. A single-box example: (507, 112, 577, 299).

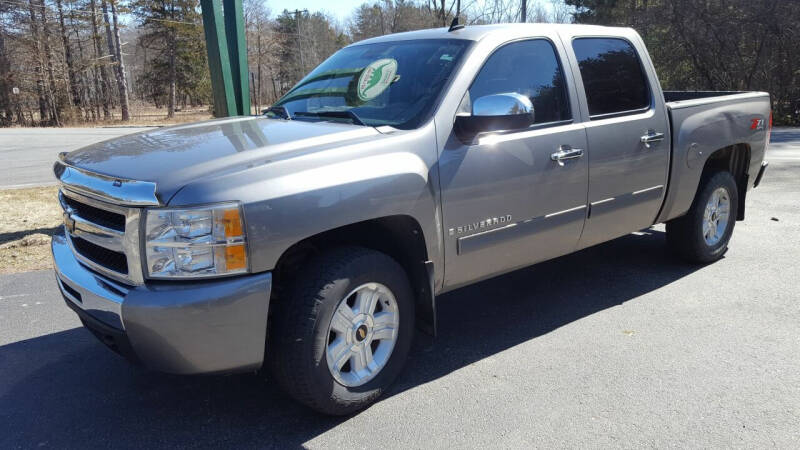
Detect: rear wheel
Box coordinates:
(268, 246, 414, 415)
(666, 170, 738, 263)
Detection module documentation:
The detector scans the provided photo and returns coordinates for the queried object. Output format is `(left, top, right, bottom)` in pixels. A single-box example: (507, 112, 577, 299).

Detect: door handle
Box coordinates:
(640, 131, 665, 148)
(550, 146, 584, 166)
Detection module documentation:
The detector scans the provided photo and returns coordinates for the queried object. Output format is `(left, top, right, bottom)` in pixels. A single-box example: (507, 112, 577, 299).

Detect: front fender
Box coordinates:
(168, 126, 442, 277)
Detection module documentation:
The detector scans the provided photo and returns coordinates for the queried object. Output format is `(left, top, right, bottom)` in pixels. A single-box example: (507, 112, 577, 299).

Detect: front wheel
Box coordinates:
(268, 247, 414, 415)
(666, 170, 738, 263)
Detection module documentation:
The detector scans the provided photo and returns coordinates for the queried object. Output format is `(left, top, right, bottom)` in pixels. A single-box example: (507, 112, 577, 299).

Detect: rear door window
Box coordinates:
(572, 38, 650, 117)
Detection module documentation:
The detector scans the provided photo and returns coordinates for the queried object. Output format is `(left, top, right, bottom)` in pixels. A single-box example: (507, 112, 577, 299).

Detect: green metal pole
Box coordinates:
(223, 0, 251, 115)
(199, 0, 237, 117)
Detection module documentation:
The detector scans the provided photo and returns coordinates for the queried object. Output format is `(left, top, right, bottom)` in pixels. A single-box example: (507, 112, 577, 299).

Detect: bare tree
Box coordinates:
(55, 0, 80, 108)
(36, 0, 61, 125)
(89, 0, 111, 118)
(26, 0, 49, 123)
(102, 0, 129, 120)
(167, 0, 176, 118)
(0, 24, 13, 124)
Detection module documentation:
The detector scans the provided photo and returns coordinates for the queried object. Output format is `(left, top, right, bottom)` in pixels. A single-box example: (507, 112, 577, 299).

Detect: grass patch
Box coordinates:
(0, 186, 61, 274)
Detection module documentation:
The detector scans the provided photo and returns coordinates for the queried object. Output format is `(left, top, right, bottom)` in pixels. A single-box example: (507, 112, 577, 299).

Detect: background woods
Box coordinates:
(566, 0, 800, 125)
(0, 0, 797, 127)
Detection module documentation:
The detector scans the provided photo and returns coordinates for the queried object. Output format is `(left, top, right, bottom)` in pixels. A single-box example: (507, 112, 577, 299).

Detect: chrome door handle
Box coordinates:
(550, 146, 584, 166)
(640, 132, 665, 148)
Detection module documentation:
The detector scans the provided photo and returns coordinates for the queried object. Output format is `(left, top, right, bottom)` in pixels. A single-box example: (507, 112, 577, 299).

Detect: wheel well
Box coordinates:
(702, 143, 750, 220)
(270, 215, 436, 335)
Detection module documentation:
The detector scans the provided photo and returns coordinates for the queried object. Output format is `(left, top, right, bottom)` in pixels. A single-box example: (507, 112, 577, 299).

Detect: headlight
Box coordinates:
(144, 202, 247, 278)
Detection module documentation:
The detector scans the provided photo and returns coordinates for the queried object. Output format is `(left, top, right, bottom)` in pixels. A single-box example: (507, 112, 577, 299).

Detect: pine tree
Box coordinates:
(131, 0, 210, 116)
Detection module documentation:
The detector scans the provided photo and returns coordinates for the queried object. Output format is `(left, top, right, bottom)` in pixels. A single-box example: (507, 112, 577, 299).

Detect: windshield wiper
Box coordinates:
(293, 110, 366, 126)
(263, 106, 291, 120)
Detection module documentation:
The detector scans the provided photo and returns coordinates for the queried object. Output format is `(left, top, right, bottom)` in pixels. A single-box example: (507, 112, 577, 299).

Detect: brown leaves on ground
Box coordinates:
(0, 186, 61, 274)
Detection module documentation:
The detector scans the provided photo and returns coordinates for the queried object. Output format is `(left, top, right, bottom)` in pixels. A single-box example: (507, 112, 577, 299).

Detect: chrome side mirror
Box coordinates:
(454, 93, 535, 142)
(473, 92, 534, 117)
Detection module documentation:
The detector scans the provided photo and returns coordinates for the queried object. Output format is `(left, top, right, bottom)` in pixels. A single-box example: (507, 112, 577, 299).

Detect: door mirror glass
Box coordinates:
(455, 93, 535, 141)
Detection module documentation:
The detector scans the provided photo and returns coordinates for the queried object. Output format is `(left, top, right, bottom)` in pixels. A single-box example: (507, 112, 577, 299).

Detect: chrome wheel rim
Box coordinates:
(326, 282, 399, 387)
(703, 187, 731, 246)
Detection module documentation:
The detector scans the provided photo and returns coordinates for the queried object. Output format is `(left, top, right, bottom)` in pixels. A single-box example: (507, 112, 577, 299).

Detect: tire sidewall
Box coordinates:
(304, 253, 414, 412)
(690, 172, 738, 260)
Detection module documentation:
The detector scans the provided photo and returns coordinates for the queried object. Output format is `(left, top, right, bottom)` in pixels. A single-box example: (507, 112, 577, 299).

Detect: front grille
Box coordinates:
(62, 194, 126, 231)
(58, 180, 145, 285)
(72, 236, 129, 274)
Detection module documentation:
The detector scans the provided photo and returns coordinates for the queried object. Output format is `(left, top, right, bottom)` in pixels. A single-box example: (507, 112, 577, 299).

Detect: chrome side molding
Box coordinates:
(54, 153, 161, 207)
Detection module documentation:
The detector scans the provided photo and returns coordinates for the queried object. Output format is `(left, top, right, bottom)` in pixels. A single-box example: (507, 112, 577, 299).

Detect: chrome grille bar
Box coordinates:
(59, 188, 145, 285)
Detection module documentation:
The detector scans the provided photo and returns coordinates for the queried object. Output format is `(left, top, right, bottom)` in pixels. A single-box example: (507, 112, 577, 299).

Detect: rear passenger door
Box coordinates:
(565, 36, 671, 248)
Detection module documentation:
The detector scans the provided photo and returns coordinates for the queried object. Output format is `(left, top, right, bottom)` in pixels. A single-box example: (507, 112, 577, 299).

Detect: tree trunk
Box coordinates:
(102, 0, 129, 121)
(69, 9, 94, 120)
(27, 0, 49, 124)
(89, 0, 111, 119)
(110, 0, 130, 120)
(56, 0, 81, 108)
(520, 0, 527, 22)
(38, 0, 62, 126)
(256, 33, 262, 112)
(167, 0, 176, 118)
(0, 25, 12, 124)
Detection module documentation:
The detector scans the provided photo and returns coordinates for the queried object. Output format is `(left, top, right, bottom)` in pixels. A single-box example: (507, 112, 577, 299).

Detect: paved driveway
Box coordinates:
(0, 129, 798, 448)
(0, 127, 155, 188)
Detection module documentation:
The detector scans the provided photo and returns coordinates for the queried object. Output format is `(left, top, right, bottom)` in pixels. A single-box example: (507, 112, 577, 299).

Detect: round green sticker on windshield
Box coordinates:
(356, 58, 398, 101)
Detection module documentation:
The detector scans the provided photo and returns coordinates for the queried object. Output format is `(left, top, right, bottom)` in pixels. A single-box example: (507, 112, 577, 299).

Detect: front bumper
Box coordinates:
(52, 228, 272, 374)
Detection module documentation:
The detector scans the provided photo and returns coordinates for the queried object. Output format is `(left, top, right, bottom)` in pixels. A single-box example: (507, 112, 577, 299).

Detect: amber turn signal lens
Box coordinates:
(222, 208, 243, 237)
(224, 244, 247, 271)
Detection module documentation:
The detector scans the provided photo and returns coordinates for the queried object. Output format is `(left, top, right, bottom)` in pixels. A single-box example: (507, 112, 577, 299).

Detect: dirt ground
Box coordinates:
(0, 186, 61, 274)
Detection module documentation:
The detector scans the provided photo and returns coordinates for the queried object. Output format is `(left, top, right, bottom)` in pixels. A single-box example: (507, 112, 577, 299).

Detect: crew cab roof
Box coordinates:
(349, 23, 632, 46)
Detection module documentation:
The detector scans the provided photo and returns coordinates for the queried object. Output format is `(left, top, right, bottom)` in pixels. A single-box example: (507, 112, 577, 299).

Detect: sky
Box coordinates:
(266, 1, 566, 26)
(266, 0, 369, 24)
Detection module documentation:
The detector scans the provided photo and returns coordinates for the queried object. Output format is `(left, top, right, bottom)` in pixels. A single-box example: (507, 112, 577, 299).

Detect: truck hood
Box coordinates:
(61, 116, 383, 203)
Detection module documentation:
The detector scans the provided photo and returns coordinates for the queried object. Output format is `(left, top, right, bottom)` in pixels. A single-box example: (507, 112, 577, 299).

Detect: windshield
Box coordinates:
(270, 39, 472, 129)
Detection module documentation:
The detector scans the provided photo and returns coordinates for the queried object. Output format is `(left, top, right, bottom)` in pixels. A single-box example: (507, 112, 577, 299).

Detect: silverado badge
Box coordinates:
(449, 215, 512, 236)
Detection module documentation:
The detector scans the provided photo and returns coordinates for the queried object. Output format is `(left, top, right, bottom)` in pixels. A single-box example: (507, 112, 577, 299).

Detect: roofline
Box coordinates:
(347, 23, 635, 47)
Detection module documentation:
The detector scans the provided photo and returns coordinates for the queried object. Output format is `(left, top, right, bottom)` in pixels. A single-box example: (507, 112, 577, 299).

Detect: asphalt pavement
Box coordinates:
(0, 129, 798, 448)
(0, 127, 155, 188)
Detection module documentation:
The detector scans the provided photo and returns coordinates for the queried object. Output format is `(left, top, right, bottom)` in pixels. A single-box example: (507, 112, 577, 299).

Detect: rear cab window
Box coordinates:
(572, 38, 650, 118)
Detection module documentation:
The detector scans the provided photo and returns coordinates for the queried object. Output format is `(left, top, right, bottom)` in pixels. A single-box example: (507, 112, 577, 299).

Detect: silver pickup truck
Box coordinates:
(51, 23, 770, 414)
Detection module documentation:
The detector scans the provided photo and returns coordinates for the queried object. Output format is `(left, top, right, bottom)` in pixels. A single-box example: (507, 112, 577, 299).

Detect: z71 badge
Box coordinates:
(449, 215, 513, 236)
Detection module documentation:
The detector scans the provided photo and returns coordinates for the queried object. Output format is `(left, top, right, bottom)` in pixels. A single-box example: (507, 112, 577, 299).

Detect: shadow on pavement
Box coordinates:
(0, 229, 703, 448)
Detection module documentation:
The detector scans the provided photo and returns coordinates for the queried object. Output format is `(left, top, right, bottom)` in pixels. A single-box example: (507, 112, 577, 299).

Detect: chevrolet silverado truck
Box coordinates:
(51, 23, 771, 415)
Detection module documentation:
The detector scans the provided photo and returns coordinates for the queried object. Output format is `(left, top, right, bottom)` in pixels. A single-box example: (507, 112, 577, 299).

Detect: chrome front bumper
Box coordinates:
(52, 228, 272, 374)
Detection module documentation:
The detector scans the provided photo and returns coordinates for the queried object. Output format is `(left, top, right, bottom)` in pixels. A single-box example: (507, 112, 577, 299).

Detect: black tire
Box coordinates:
(268, 246, 414, 415)
(666, 170, 738, 263)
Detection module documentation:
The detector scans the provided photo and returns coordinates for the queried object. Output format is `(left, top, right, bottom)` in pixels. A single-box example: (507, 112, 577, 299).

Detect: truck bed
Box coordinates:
(656, 90, 771, 225)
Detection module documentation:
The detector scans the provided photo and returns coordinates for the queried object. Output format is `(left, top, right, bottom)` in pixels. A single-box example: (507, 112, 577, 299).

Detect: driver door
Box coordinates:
(439, 38, 589, 289)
